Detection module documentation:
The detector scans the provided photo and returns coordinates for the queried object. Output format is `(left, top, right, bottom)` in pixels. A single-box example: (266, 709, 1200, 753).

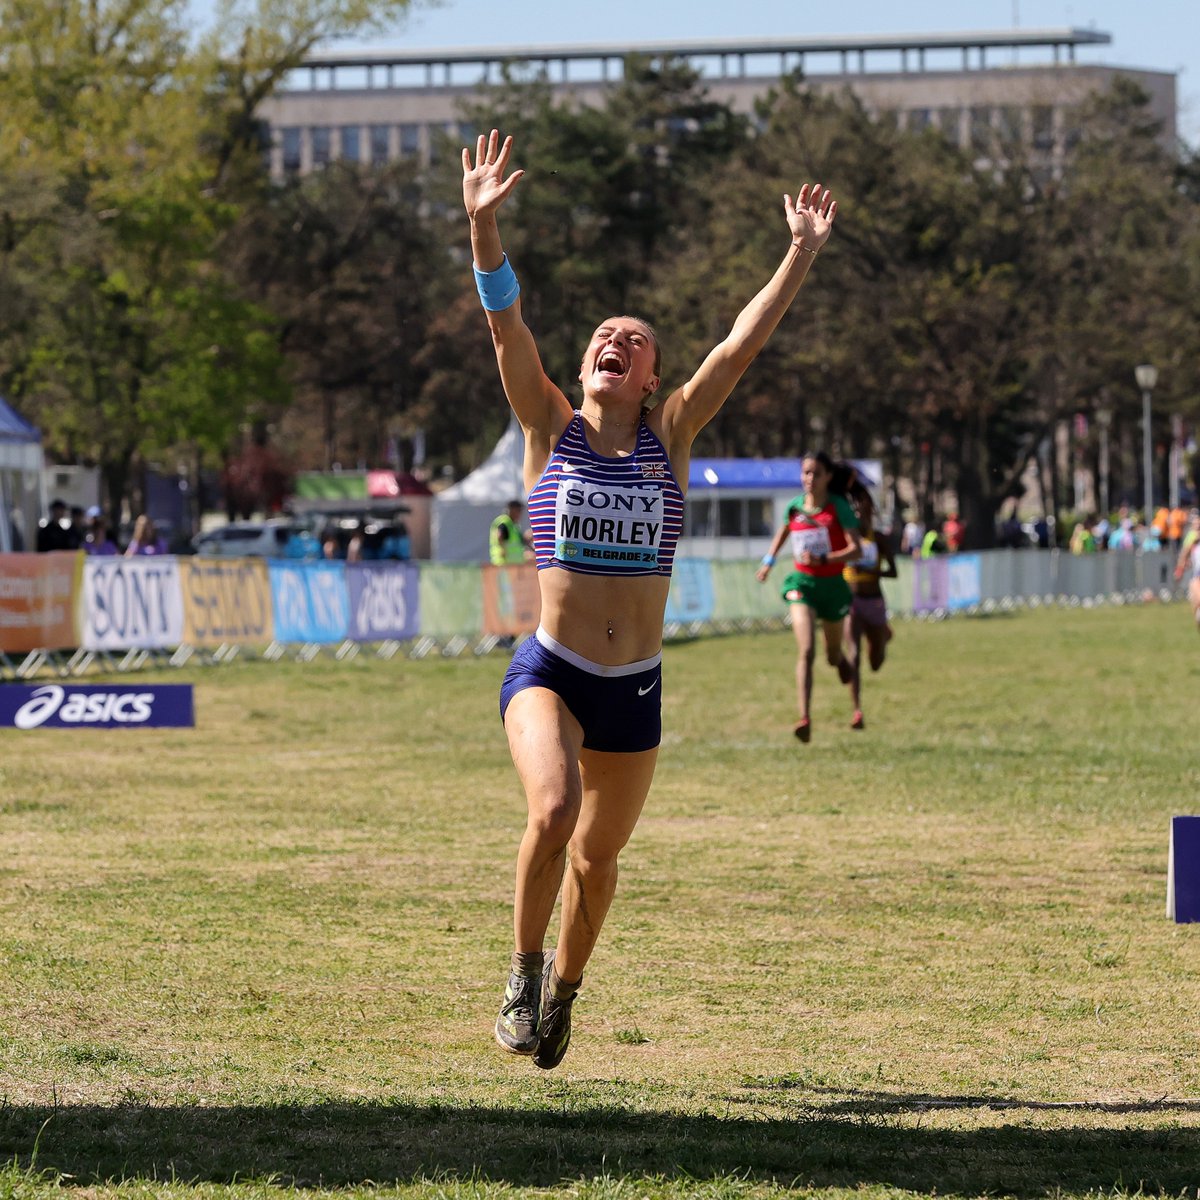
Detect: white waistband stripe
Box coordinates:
(535, 626, 662, 677)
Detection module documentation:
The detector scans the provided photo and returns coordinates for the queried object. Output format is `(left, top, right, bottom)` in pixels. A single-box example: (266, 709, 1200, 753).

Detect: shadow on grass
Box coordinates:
(0, 1097, 1197, 1194)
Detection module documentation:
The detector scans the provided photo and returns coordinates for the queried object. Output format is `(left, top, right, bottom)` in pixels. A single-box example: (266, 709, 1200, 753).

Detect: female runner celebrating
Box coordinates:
(841, 485, 897, 729)
(756, 453, 863, 741)
(464, 129, 836, 1069)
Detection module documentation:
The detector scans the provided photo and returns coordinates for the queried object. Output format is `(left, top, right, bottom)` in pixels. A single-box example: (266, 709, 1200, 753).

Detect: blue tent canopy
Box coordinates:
(0, 395, 40, 444)
(688, 458, 802, 490)
(688, 457, 882, 492)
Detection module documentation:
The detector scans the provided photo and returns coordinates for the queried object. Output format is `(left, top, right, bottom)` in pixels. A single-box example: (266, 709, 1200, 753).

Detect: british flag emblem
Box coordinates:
(640, 462, 667, 479)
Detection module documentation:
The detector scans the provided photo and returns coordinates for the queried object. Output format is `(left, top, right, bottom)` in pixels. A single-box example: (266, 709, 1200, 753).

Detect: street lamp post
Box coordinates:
(1134, 364, 1158, 523)
(1095, 406, 1112, 518)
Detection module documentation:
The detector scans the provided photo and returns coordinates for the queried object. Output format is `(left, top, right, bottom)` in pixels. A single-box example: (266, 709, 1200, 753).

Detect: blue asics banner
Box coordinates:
(0, 684, 195, 729)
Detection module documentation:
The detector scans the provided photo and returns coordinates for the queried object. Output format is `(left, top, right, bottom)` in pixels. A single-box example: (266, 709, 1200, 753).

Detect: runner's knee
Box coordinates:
(526, 791, 580, 848)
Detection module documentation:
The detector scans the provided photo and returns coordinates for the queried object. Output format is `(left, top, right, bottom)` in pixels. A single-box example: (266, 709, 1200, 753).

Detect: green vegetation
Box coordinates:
(0, 603, 1197, 1197)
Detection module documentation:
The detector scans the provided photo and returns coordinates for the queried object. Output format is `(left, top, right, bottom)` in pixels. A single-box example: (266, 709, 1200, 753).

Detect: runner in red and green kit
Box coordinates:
(756, 451, 863, 742)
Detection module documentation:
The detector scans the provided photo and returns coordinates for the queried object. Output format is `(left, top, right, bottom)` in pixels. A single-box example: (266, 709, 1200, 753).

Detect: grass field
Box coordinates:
(0, 602, 1198, 1199)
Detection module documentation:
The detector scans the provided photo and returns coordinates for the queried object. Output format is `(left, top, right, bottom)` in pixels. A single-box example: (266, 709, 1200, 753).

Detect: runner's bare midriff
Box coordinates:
(538, 569, 671, 665)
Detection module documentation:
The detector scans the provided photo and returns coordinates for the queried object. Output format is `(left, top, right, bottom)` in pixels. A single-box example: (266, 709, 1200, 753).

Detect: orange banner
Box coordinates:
(481, 563, 541, 636)
(179, 557, 274, 648)
(0, 552, 81, 653)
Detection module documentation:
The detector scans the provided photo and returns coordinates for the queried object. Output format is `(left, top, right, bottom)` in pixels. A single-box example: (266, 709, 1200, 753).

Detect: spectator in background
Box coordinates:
(66, 506, 87, 550)
(490, 499, 533, 565)
(920, 526, 945, 558)
(84, 509, 119, 556)
(998, 507, 1025, 548)
(1108, 515, 1137, 551)
(900, 513, 924, 557)
(1139, 521, 1162, 552)
(36, 499, 72, 552)
(941, 511, 965, 552)
(345, 521, 366, 563)
(1166, 504, 1189, 551)
(321, 524, 342, 560)
(1069, 517, 1097, 555)
(1093, 512, 1111, 548)
(124, 514, 167, 556)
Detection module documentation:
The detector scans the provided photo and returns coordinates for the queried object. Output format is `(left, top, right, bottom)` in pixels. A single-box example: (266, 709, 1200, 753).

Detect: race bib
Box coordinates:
(857, 540, 879, 570)
(791, 526, 831, 560)
(554, 480, 663, 570)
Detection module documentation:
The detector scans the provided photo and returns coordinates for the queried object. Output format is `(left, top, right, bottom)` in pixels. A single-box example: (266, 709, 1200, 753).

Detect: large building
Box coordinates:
(257, 27, 1177, 178)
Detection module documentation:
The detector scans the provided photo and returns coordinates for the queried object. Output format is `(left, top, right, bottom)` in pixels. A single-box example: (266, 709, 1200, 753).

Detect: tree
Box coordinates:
(0, 0, 427, 521)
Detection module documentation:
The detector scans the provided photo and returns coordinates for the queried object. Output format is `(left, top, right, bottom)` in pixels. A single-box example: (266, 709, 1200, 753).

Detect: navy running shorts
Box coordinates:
(499, 626, 662, 753)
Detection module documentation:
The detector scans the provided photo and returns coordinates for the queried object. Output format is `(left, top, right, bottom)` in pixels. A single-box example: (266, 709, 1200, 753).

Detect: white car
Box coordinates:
(192, 520, 318, 558)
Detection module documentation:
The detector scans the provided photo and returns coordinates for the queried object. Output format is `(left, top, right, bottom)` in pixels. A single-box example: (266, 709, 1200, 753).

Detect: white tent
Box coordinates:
(432, 416, 526, 562)
(0, 397, 44, 554)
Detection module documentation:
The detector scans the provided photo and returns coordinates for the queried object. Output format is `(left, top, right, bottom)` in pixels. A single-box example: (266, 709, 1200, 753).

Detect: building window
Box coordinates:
(311, 126, 331, 168)
(369, 125, 390, 165)
(908, 108, 932, 133)
(399, 123, 421, 158)
(340, 126, 361, 162)
(998, 106, 1023, 144)
(1032, 105, 1054, 151)
(937, 107, 961, 145)
(281, 127, 301, 175)
(969, 106, 992, 153)
(426, 122, 454, 164)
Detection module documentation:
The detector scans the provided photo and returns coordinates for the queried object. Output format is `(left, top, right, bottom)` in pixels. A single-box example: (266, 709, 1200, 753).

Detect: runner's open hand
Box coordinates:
(784, 182, 837, 252)
(462, 129, 524, 220)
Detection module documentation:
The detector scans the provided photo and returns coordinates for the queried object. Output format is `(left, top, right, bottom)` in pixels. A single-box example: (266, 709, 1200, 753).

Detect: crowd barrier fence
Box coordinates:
(0, 548, 1185, 679)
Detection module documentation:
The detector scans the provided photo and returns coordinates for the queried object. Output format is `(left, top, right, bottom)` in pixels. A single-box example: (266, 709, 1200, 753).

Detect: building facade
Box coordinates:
(255, 28, 1177, 178)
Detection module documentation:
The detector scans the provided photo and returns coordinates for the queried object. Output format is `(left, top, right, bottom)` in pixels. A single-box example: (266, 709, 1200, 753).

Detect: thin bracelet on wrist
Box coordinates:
(793, 242, 818, 256)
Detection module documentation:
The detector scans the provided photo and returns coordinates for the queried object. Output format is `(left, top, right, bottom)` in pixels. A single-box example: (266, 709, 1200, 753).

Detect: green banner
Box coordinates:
(418, 564, 485, 638)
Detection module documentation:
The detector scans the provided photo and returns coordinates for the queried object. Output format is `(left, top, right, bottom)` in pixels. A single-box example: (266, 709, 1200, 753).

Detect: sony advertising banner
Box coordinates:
(82, 557, 185, 651)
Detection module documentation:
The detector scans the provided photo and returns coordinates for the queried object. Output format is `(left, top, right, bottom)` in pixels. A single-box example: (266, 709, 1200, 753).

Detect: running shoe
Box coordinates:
(793, 718, 811, 743)
(533, 950, 579, 1071)
(850, 710, 865, 730)
(495, 966, 542, 1055)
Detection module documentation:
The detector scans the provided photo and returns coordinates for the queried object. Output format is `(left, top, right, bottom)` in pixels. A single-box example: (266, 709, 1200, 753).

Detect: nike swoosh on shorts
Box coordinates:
(637, 678, 659, 696)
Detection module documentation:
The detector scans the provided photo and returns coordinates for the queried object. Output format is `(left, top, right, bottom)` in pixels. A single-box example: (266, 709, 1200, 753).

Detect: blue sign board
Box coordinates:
(345, 563, 419, 641)
(0, 684, 194, 729)
(268, 562, 350, 644)
(665, 559, 716, 624)
(1168, 816, 1200, 923)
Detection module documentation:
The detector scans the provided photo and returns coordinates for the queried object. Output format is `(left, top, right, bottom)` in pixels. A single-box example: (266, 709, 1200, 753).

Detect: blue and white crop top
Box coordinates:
(527, 411, 685, 577)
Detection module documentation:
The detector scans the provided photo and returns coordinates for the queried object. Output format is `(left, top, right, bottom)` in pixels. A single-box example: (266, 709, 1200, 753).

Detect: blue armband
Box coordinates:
(761, 553, 775, 568)
(473, 254, 520, 312)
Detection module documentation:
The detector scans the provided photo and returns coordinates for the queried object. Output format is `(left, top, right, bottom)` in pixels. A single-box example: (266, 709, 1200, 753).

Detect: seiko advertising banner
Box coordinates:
(345, 562, 419, 642)
(0, 683, 195, 729)
(268, 561, 350, 644)
(180, 558, 274, 648)
(82, 557, 185, 651)
(0, 551, 80, 653)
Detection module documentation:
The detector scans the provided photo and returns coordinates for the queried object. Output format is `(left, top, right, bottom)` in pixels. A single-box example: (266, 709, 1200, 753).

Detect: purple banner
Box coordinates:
(912, 557, 950, 613)
(345, 562, 419, 642)
(0, 684, 194, 729)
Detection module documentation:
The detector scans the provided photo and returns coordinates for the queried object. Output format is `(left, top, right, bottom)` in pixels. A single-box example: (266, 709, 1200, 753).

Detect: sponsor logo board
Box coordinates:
(0, 683, 195, 729)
